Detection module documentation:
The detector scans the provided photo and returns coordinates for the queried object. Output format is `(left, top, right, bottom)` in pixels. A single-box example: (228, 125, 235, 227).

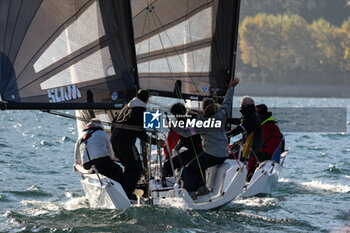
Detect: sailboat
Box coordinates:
(0, 0, 257, 210)
(242, 149, 288, 197)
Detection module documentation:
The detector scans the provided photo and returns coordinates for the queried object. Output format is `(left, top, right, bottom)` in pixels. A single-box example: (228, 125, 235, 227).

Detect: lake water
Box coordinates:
(0, 97, 349, 232)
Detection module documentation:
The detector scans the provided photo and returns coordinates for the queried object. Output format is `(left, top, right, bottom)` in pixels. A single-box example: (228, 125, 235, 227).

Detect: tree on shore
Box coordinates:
(239, 14, 350, 74)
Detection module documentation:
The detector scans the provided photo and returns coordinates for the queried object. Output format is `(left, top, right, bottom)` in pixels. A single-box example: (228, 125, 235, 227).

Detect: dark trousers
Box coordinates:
(183, 152, 226, 192)
(111, 136, 143, 197)
(163, 148, 203, 177)
(83, 156, 126, 189)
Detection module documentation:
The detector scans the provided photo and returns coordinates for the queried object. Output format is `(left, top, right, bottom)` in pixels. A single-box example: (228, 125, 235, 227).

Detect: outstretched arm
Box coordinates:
(226, 125, 244, 137)
(227, 118, 241, 125)
(220, 78, 240, 115)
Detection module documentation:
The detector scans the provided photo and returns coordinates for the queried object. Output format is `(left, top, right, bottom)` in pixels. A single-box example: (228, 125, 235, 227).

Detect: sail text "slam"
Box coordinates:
(47, 85, 82, 103)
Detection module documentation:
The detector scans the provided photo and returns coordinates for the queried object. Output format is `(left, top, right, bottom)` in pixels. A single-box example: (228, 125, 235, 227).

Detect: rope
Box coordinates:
(152, 7, 203, 96)
(148, 12, 186, 101)
(42, 110, 156, 132)
(225, 141, 242, 169)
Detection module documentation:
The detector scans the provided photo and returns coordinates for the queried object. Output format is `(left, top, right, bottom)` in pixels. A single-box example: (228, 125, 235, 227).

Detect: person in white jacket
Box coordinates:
(74, 118, 126, 189)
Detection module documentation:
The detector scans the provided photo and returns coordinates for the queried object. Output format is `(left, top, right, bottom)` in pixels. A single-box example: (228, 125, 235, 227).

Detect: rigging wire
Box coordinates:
(138, 1, 208, 190)
(42, 110, 154, 132)
(152, 9, 204, 96)
(273, 5, 286, 112)
(136, 3, 149, 56)
(148, 10, 185, 100)
(151, 2, 210, 192)
(147, 0, 151, 94)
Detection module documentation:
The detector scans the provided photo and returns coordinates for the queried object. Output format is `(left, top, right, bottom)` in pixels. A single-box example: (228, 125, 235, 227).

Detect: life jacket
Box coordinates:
(164, 131, 180, 158)
(81, 126, 103, 144)
(260, 116, 283, 157)
(80, 126, 104, 168)
(241, 132, 254, 159)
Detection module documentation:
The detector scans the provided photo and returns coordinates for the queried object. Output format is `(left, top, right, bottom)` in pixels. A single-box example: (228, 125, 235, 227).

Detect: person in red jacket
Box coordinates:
(247, 104, 284, 181)
(163, 131, 180, 159)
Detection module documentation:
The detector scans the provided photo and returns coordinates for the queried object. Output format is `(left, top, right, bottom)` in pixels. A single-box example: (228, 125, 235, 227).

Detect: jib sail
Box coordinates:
(0, 0, 138, 109)
(131, 0, 241, 100)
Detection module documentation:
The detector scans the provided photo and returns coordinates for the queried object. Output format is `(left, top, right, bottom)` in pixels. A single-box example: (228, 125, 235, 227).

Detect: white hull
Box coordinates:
(150, 159, 247, 210)
(76, 159, 247, 210)
(242, 151, 288, 197)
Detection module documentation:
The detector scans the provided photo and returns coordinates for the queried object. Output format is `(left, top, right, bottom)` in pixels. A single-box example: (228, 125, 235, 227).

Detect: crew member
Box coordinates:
(74, 118, 126, 190)
(247, 104, 284, 179)
(163, 103, 203, 177)
(111, 89, 164, 199)
(173, 78, 240, 200)
(226, 96, 262, 159)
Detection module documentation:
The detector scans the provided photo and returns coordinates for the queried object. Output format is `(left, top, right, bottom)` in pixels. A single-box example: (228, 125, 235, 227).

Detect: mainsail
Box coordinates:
(0, 0, 138, 110)
(131, 0, 241, 100)
(1, 0, 241, 110)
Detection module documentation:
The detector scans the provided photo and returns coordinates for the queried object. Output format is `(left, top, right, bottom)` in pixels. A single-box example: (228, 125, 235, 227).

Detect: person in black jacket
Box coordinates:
(226, 96, 262, 158)
(163, 103, 203, 177)
(111, 89, 164, 199)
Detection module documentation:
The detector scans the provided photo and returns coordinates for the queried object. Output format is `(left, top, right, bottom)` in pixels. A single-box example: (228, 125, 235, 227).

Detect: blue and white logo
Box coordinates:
(111, 92, 118, 101)
(143, 110, 162, 129)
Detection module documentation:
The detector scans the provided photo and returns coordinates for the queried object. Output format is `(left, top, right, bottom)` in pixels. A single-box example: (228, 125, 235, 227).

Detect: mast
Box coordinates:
(227, 0, 242, 130)
(230, 0, 242, 81)
(127, 0, 140, 90)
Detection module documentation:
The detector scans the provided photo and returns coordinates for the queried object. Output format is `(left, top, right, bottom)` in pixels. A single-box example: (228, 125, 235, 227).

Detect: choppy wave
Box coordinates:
(327, 163, 350, 175)
(0, 143, 9, 148)
(236, 211, 294, 224)
(8, 185, 52, 198)
(158, 197, 190, 209)
(278, 178, 350, 194)
(299, 180, 350, 194)
(0, 194, 9, 202)
(233, 197, 279, 207)
(21, 196, 89, 216)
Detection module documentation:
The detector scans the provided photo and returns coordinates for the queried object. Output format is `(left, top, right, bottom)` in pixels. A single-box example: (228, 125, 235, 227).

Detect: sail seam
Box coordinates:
(15, 0, 94, 82)
(11, 0, 43, 67)
(7, 0, 24, 56)
(137, 39, 211, 62)
(2, 0, 12, 54)
(18, 40, 108, 92)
